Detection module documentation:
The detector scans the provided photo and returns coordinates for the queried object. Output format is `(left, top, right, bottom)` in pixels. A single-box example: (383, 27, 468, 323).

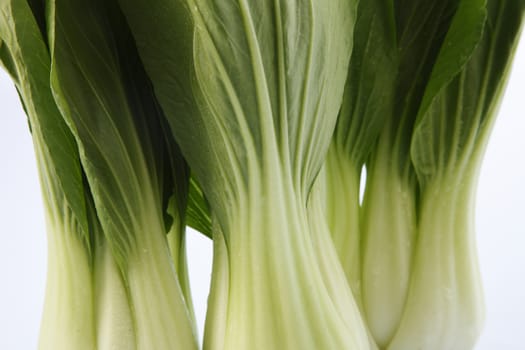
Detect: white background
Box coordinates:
(0, 34, 524, 349)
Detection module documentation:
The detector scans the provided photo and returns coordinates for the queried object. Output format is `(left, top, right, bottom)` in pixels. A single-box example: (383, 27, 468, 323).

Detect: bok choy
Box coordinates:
(0, 0, 523, 349)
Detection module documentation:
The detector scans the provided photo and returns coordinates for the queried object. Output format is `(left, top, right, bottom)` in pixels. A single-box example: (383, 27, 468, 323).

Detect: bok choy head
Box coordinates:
(0, 1, 95, 348)
(118, 0, 371, 348)
(388, 1, 525, 349)
(47, 0, 197, 348)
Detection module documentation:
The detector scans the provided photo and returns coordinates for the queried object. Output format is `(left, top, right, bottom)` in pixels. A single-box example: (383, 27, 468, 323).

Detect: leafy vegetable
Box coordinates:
(324, 0, 524, 347)
(389, 1, 525, 348)
(326, 0, 467, 344)
(49, 0, 197, 347)
(0, 0, 523, 348)
(118, 0, 373, 348)
(0, 1, 95, 348)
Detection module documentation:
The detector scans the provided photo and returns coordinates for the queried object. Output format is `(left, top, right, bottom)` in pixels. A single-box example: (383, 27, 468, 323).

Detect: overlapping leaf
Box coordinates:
(411, 0, 525, 181)
(0, 0, 90, 248)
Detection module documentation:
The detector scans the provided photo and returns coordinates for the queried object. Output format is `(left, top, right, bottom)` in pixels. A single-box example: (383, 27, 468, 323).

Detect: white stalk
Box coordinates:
(204, 170, 369, 350)
(361, 140, 417, 348)
(387, 172, 484, 350)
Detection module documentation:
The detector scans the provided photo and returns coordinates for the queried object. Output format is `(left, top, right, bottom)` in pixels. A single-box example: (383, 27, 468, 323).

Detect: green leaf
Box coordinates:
(332, 0, 397, 166)
(411, 0, 525, 181)
(114, 0, 213, 239)
(116, 0, 229, 224)
(384, 0, 468, 169)
(0, 39, 18, 82)
(48, 0, 189, 264)
(0, 0, 89, 247)
(25, 0, 47, 48)
(186, 176, 211, 238)
(119, 0, 355, 216)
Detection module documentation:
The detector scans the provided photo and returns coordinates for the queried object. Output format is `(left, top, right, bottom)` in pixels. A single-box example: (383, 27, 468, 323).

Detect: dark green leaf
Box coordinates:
(48, 0, 190, 264)
(333, 0, 397, 166)
(186, 176, 211, 238)
(411, 0, 524, 182)
(0, 0, 90, 247)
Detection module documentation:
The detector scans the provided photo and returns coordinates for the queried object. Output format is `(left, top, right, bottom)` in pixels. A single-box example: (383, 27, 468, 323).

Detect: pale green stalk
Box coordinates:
(36, 145, 96, 350)
(360, 130, 417, 347)
(324, 146, 362, 304)
(204, 170, 369, 349)
(388, 170, 484, 350)
(93, 239, 135, 350)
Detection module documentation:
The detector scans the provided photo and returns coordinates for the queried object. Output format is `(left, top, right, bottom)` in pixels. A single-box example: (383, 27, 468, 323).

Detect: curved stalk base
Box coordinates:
(387, 177, 484, 350)
(361, 159, 417, 348)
